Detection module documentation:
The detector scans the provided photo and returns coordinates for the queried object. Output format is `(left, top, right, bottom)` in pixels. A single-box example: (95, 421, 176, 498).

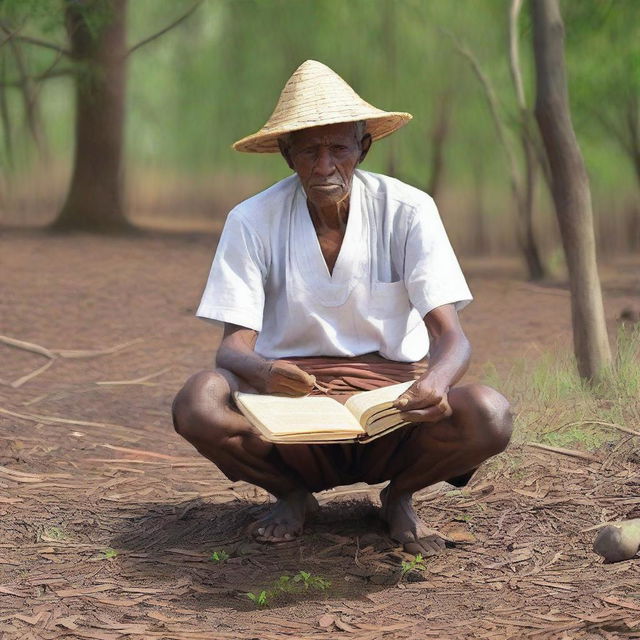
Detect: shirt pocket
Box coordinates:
(369, 280, 411, 318)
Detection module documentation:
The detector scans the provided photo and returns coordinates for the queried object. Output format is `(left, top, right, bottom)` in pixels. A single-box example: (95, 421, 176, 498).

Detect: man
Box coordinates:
(173, 60, 512, 556)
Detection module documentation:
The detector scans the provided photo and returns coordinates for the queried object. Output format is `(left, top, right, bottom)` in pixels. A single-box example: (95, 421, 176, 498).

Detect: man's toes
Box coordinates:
(403, 535, 447, 557)
(270, 524, 288, 540)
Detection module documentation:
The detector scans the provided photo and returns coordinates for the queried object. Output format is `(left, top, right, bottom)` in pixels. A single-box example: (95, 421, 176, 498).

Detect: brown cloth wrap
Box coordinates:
(258, 354, 473, 492)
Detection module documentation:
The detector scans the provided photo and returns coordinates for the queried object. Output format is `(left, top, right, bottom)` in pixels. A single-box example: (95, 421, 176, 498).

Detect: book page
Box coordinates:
(344, 380, 414, 423)
(234, 392, 364, 438)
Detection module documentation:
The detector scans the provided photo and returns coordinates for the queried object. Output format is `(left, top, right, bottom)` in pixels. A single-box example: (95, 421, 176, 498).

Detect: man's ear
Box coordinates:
(358, 133, 372, 164)
(278, 138, 295, 171)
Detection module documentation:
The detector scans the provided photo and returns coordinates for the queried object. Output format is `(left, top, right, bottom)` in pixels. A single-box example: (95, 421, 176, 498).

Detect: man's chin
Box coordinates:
(306, 187, 349, 209)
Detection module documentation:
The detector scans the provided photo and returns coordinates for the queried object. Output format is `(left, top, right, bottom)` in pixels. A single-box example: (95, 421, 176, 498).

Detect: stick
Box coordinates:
(0, 335, 143, 359)
(54, 338, 143, 358)
(0, 406, 133, 433)
(525, 442, 599, 462)
(10, 359, 55, 388)
(0, 335, 54, 358)
(96, 366, 172, 386)
(547, 419, 640, 438)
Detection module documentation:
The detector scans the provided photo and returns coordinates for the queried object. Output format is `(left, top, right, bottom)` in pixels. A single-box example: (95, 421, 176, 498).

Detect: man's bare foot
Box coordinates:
(249, 490, 319, 543)
(380, 486, 449, 556)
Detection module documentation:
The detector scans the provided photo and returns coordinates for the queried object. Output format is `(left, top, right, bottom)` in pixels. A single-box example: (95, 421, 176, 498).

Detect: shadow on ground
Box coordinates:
(109, 497, 401, 611)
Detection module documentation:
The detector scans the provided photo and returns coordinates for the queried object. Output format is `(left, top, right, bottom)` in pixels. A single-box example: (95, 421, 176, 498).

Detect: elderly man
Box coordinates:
(173, 60, 512, 556)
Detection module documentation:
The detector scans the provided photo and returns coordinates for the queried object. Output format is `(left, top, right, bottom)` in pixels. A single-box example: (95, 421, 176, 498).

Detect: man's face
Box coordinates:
(280, 122, 371, 210)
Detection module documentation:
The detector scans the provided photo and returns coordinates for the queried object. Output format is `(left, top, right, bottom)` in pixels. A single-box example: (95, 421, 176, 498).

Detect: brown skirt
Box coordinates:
(269, 354, 431, 492)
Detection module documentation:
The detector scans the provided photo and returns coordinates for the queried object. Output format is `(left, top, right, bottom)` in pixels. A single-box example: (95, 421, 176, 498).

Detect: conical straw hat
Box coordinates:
(232, 60, 412, 153)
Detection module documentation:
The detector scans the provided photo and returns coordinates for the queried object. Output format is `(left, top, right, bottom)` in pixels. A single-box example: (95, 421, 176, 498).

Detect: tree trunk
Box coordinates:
(531, 0, 612, 381)
(509, 0, 546, 281)
(53, 0, 131, 232)
(7, 39, 48, 158)
(383, 0, 397, 178)
(518, 134, 546, 280)
(0, 55, 13, 165)
(427, 90, 451, 201)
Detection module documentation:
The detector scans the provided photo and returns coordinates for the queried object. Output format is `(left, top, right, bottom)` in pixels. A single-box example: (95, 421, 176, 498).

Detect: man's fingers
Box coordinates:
(399, 401, 451, 423)
(272, 364, 316, 385)
(395, 393, 438, 411)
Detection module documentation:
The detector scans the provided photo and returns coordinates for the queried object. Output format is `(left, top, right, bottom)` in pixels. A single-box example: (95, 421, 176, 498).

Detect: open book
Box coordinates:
(233, 380, 415, 444)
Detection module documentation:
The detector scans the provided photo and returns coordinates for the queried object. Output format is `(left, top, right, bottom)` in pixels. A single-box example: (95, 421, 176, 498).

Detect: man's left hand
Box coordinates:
(392, 377, 452, 423)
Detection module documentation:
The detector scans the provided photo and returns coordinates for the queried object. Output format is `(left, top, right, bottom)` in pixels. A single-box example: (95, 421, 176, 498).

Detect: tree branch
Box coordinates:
(0, 68, 75, 88)
(0, 25, 71, 57)
(440, 27, 522, 208)
(127, 1, 202, 56)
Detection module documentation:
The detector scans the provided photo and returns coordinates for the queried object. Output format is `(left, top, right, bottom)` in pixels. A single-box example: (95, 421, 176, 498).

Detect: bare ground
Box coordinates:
(1, 230, 640, 640)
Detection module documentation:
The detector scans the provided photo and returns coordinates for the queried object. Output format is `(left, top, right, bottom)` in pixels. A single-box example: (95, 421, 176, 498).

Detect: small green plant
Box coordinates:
(43, 526, 67, 541)
(209, 550, 230, 563)
(101, 548, 118, 560)
(292, 570, 331, 591)
(247, 590, 269, 607)
(454, 513, 474, 523)
(246, 571, 331, 607)
(400, 553, 427, 577)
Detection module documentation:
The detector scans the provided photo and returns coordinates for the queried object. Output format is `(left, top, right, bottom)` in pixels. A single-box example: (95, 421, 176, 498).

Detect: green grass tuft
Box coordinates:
(483, 326, 640, 452)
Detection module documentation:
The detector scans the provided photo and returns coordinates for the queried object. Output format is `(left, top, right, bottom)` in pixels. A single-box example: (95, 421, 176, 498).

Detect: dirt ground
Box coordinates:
(1, 229, 640, 640)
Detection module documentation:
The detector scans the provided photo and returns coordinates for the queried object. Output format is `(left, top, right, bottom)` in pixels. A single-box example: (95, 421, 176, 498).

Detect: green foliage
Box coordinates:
(400, 553, 426, 577)
(247, 590, 269, 607)
(101, 548, 118, 560)
(42, 525, 67, 541)
(209, 550, 229, 563)
(246, 570, 331, 607)
(2, 0, 639, 243)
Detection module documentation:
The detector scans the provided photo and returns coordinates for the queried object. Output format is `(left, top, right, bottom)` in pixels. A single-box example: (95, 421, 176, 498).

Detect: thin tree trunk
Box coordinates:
(384, 0, 397, 178)
(7, 39, 47, 158)
(0, 55, 13, 165)
(53, 0, 131, 232)
(531, 0, 612, 381)
(509, 0, 546, 280)
(427, 90, 451, 201)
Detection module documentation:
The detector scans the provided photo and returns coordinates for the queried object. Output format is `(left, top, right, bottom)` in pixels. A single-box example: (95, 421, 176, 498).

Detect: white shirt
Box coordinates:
(197, 169, 472, 362)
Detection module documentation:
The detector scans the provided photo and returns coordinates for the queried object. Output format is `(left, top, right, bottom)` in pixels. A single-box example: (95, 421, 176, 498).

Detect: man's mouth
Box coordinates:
(311, 183, 342, 190)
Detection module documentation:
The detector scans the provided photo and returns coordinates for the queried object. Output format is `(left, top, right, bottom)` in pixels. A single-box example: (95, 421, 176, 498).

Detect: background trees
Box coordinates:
(3, 0, 635, 255)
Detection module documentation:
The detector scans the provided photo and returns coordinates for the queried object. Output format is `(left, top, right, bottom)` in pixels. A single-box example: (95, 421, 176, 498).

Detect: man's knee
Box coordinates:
(172, 369, 231, 441)
(452, 384, 513, 455)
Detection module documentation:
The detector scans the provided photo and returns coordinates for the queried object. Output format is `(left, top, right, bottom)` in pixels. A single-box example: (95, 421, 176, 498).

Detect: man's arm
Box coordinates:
(216, 323, 316, 396)
(392, 304, 471, 422)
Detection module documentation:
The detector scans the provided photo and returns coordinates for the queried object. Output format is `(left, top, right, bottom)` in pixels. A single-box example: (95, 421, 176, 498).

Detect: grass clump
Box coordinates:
(246, 571, 331, 607)
(41, 526, 68, 541)
(209, 550, 229, 563)
(483, 326, 640, 452)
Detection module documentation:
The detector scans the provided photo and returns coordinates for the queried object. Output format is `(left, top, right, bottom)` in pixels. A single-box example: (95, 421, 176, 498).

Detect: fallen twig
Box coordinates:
(547, 419, 640, 438)
(54, 338, 144, 359)
(96, 366, 172, 386)
(0, 335, 55, 358)
(0, 334, 143, 359)
(0, 406, 135, 433)
(525, 442, 599, 462)
(10, 359, 54, 388)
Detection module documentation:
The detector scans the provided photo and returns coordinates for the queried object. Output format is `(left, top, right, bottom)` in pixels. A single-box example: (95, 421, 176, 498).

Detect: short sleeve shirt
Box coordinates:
(196, 169, 472, 362)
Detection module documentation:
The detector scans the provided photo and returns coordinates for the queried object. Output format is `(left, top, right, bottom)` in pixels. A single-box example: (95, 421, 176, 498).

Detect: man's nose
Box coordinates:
(313, 147, 336, 176)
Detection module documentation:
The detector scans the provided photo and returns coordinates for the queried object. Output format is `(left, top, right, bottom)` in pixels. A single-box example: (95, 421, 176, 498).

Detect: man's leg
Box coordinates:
(369, 384, 512, 555)
(172, 370, 318, 542)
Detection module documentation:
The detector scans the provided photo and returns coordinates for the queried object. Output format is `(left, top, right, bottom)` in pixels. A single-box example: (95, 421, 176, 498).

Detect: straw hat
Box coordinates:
(232, 60, 412, 153)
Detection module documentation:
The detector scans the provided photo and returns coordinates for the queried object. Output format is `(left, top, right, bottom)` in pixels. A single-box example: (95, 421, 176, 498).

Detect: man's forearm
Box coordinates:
(423, 329, 471, 391)
(215, 326, 270, 390)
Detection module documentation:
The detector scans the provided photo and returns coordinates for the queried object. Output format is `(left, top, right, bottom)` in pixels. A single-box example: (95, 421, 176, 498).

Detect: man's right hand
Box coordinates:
(261, 360, 316, 396)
